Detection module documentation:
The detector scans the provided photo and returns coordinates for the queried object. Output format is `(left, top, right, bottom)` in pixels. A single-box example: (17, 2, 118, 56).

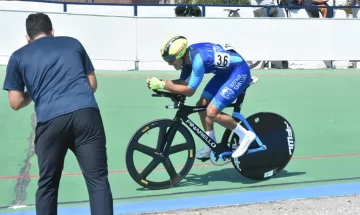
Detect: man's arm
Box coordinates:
(80, 42, 97, 92)
(163, 80, 195, 97)
(86, 71, 97, 92)
(3, 54, 31, 111)
(171, 79, 188, 86)
(8, 91, 32, 111)
(168, 66, 192, 86)
(163, 53, 205, 97)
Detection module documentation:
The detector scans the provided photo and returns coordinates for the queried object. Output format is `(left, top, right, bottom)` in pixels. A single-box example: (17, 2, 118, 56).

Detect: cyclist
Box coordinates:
(147, 36, 256, 161)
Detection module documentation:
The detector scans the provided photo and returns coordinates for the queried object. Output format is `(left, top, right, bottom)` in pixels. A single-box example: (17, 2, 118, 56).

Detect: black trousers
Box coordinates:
(34, 107, 113, 215)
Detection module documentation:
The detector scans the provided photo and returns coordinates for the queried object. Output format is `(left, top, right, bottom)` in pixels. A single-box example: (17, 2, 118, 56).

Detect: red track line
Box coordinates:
(1, 153, 360, 180)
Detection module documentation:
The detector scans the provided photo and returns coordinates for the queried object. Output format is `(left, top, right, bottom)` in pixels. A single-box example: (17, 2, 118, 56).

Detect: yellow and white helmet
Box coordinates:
(160, 36, 188, 62)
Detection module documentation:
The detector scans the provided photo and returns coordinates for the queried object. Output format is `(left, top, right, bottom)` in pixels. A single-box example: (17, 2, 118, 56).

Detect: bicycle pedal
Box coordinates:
(221, 155, 232, 160)
(197, 157, 210, 162)
(210, 151, 232, 166)
(219, 151, 232, 160)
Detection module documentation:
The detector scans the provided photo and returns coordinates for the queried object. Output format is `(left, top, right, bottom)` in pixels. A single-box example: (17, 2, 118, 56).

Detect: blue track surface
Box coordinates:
(1, 181, 360, 215)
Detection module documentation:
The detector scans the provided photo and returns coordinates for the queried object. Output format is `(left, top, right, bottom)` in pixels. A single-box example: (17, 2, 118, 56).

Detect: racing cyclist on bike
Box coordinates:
(147, 36, 256, 161)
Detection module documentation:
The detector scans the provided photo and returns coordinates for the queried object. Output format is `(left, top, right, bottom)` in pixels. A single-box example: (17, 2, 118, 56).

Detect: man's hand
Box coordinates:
(146, 77, 165, 90)
(8, 90, 32, 111)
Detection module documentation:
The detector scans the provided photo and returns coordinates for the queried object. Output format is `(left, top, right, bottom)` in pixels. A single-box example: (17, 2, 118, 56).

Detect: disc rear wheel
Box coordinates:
(231, 112, 296, 180)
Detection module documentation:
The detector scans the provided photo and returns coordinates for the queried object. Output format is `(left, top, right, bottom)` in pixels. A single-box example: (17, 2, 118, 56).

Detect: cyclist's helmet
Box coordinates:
(160, 36, 188, 63)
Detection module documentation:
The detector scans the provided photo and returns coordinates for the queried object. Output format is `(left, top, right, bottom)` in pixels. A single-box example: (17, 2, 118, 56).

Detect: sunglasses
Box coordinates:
(164, 55, 176, 63)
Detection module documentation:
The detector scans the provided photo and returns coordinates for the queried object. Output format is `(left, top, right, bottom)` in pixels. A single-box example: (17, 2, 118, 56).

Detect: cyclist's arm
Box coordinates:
(169, 79, 188, 86)
(164, 53, 204, 97)
(169, 65, 191, 85)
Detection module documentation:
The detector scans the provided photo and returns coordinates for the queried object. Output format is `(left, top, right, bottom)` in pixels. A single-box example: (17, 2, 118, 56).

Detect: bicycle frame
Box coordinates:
(152, 88, 266, 157)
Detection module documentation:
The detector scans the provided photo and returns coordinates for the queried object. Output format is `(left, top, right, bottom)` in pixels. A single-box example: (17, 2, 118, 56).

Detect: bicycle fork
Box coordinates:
(158, 120, 182, 156)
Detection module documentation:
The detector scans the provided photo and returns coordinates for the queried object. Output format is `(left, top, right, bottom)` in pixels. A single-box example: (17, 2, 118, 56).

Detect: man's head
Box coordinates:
(160, 36, 188, 70)
(25, 13, 54, 43)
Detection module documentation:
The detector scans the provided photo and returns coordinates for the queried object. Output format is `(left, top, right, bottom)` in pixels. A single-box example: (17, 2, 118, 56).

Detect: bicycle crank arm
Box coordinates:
(166, 105, 179, 109)
(218, 151, 232, 160)
(197, 157, 210, 162)
(210, 151, 232, 166)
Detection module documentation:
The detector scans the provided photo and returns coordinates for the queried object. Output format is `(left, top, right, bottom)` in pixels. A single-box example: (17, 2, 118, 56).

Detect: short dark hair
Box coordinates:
(26, 13, 53, 40)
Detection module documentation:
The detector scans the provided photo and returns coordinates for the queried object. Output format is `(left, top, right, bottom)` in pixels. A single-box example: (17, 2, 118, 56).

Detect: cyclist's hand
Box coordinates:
(146, 77, 151, 89)
(146, 77, 158, 89)
(147, 77, 165, 90)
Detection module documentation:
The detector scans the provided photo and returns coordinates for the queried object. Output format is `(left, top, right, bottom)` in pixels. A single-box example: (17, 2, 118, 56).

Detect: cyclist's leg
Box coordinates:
(195, 73, 232, 159)
(208, 63, 256, 158)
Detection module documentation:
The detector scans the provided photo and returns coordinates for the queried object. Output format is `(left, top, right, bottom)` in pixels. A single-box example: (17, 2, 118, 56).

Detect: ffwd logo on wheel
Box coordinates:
(284, 121, 294, 155)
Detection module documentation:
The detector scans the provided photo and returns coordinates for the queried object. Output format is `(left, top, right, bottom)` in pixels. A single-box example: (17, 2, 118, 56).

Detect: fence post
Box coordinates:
(134, 5, 138, 16)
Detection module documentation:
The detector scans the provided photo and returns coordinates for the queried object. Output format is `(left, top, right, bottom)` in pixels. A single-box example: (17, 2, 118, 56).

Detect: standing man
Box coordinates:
(3, 13, 114, 215)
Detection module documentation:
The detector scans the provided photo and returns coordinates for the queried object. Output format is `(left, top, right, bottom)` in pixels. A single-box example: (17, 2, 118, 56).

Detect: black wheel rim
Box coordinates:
(126, 119, 196, 190)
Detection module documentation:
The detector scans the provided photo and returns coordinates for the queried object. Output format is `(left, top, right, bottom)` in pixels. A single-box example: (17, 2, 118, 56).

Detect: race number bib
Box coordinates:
(213, 43, 237, 68)
(214, 52, 230, 68)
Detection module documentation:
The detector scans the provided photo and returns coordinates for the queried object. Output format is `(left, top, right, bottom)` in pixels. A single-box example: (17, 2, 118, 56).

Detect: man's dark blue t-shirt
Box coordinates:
(3, 36, 98, 123)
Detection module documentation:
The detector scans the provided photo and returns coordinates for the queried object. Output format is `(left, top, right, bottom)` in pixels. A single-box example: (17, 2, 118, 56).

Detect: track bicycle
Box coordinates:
(125, 76, 296, 190)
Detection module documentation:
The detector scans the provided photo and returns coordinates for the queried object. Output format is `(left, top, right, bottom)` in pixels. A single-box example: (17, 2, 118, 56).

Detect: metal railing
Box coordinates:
(15, 0, 360, 18)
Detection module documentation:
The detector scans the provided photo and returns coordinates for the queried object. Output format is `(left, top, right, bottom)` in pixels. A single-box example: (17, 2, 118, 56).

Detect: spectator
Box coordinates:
(280, 0, 333, 17)
(303, 0, 333, 18)
(175, 5, 202, 17)
(344, 0, 359, 17)
(2, 12, 114, 215)
(253, 0, 279, 17)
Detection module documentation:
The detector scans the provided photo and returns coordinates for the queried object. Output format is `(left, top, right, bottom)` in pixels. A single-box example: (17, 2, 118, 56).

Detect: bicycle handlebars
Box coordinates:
(151, 90, 186, 107)
(151, 90, 172, 97)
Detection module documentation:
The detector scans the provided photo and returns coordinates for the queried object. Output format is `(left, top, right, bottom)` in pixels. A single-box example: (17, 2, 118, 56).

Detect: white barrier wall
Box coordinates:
(67, 4, 134, 16)
(137, 6, 180, 17)
(0, 10, 137, 70)
(0, 1, 63, 12)
(1, 2, 360, 70)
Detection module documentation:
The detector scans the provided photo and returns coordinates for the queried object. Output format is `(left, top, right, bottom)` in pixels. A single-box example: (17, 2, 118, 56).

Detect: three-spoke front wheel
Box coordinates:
(125, 119, 196, 190)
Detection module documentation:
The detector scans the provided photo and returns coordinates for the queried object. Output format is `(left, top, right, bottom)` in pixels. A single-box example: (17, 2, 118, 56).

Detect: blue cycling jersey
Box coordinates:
(179, 42, 245, 90)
